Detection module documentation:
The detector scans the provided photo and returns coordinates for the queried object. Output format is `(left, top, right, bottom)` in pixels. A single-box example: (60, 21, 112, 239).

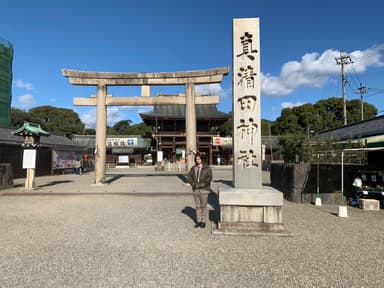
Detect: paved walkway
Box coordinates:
(0, 167, 383, 287)
(1, 166, 237, 195)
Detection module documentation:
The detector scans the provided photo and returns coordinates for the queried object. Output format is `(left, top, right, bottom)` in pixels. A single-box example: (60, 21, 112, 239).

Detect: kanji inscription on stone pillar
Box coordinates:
(233, 18, 261, 188)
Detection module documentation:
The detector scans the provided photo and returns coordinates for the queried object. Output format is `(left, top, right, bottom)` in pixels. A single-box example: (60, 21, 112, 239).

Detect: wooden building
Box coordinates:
(140, 104, 231, 165)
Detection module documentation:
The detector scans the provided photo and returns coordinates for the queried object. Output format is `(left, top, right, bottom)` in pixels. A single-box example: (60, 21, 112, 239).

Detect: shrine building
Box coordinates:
(140, 100, 231, 165)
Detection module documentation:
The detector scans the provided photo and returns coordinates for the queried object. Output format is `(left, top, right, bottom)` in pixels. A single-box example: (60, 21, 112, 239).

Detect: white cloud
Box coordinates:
(106, 107, 123, 127)
(81, 107, 133, 128)
(136, 106, 153, 114)
(195, 83, 228, 99)
(281, 101, 307, 109)
(18, 94, 35, 109)
(80, 109, 97, 128)
(261, 45, 384, 97)
(14, 79, 33, 91)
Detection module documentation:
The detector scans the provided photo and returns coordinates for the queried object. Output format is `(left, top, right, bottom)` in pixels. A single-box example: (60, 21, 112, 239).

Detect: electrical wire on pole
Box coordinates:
(356, 83, 368, 121)
(335, 51, 353, 125)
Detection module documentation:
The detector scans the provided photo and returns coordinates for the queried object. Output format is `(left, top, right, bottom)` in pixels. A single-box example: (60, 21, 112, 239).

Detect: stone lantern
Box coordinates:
(12, 121, 50, 191)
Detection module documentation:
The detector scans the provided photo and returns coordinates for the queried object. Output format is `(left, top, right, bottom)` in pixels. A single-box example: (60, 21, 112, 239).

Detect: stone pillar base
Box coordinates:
(216, 185, 288, 235)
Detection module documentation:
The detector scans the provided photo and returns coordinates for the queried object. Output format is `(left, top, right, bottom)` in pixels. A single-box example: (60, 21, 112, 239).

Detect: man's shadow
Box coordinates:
(181, 191, 219, 225)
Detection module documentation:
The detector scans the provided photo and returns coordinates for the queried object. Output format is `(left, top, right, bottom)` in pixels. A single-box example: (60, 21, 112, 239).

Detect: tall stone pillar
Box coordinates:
(95, 84, 107, 184)
(185, 82, 196, 171)
(216, 18, 285, 234)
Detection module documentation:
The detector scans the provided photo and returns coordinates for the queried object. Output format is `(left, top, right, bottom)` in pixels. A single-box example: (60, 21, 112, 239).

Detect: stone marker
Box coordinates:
(217, 18, 285, 234)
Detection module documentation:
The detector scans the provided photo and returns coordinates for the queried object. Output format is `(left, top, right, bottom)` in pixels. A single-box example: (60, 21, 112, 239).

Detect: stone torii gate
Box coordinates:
(63, 67, 229, 185)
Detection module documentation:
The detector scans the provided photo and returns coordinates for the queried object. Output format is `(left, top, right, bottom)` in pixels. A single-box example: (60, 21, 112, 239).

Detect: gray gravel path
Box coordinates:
(0, 167, 383, 287)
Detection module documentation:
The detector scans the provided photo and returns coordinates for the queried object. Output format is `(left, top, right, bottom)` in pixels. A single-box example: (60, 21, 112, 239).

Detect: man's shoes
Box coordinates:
(200, 222, 206, 228)
(194, 222, 202, 228)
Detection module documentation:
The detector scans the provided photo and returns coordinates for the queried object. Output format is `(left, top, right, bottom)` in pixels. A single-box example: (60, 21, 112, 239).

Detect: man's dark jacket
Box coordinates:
(187, 164, 212, 191)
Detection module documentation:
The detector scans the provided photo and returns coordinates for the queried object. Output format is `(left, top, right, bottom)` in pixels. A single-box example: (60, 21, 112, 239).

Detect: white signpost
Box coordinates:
(22, 149, 36, 169)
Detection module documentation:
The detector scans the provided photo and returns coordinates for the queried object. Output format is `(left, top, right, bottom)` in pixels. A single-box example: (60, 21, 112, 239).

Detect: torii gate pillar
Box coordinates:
(185, 82, 196, 171)
(95, 84, 107, 184)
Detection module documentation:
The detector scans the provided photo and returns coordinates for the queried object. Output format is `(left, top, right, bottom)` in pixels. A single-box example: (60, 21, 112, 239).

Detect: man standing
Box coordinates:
(187, 153, 212, 228)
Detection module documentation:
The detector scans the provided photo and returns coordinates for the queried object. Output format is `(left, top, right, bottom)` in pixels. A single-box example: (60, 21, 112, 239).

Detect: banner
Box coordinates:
(52, 150, 81, 169)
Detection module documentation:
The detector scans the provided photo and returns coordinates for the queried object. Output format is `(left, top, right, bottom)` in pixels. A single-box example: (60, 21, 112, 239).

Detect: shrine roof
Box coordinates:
(313, 115, 384, 142)
(0, 127, 85, 151)
(12, 121, 50, 136)
(139, 104, 230, 120)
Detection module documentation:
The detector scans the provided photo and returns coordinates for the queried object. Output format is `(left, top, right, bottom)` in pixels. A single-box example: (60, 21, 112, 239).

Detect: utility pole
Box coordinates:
(357, 83, 368, 121)
(335, 51, 353, 125)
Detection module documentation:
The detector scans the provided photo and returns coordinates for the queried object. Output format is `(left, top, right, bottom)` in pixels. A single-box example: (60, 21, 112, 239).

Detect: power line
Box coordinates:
(364, 88, 384, 99)
(344, 43, 384, 94)
(350, 43, 384, 61)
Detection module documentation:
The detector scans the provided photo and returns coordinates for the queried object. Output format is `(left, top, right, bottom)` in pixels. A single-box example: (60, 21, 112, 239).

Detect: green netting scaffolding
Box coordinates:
(0, 37, 14, 128)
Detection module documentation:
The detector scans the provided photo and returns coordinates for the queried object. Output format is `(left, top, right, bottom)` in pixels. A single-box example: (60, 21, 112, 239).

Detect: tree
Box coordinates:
(84, 128, 96, 135)
(279, 133, 305, 163)
(126, 123, 152, 137)
(274, 108, 302, 135)
(217, 112, 233, 136)
(28, 106, 85, 137)
(314, 98, 345, 130)
(10, 107, 32, 128)
(273, 97, 378, 163)
(275, 97, 377, 136)
(107, 121, 152, 136)
(347, 99, 377, 123)
(106, 126, 119, 135)
(261, 119, 274, 136)
(113, 120, 132, 134)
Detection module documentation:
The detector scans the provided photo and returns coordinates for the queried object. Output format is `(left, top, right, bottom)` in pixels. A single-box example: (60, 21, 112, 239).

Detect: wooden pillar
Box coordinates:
(185, 82, 196, 171)
(95, 85, 107, 184)
(25, 168, 35, 191)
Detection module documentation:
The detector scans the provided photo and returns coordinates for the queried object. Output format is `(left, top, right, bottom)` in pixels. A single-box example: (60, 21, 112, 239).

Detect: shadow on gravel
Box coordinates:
(12, 183, 24, 188)
(208, 192, 219, 225)
(177, 174, 188, 183)
(213, 179, 233, 186)
(181, 192, 220, 225)
(107, 173, 185, 178)
(104, 174, 123, 184)
(38, 180, 73, 188)
(181, 206, 196, 223)
(104, 173, 187, 185)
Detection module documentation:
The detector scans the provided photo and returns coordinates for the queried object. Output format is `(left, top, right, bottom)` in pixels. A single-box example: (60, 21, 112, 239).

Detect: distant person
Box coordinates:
(352, 175, 362, 189)
(351, 175, 363, 206)
(75, 158, 81, 176)
(187, 153, 212, 228)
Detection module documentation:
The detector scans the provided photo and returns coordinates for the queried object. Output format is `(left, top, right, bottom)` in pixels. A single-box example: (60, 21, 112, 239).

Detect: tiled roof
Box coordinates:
(314, 115, 384, 141)
(140, 104, 230, 119)
(0, 127, 85, 151)
(12, 121, 50, 136)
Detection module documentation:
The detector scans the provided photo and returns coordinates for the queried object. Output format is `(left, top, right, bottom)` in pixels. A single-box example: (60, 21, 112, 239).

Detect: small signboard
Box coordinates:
(23, 149, 36, 169)
(157, 151, 163, 162)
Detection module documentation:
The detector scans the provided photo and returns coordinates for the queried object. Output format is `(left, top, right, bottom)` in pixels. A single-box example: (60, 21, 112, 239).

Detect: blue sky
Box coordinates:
(2, 0, 384, 128)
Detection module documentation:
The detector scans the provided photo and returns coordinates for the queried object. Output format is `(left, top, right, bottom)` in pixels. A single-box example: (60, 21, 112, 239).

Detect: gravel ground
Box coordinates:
(0, 168, 383, 287)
